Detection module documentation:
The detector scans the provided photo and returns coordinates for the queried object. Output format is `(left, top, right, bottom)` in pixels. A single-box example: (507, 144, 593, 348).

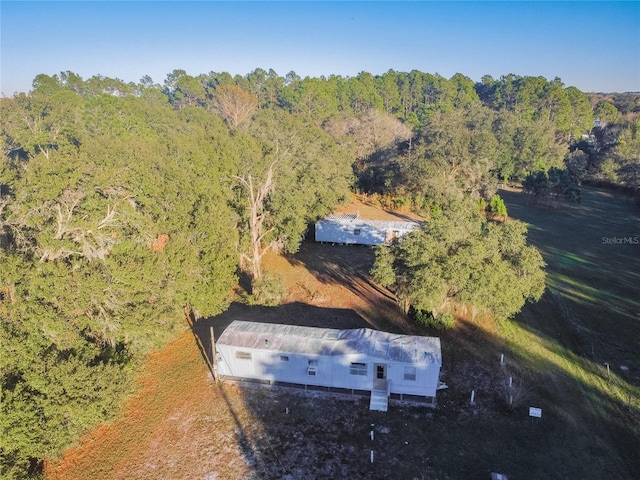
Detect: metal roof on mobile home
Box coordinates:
(321, 213, 421, 231)
(217, 320, 441, 365)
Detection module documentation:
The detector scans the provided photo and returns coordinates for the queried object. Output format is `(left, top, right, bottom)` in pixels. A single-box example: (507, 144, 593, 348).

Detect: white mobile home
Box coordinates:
(315, 213, 420, 246)
(215, 320, 442, 411)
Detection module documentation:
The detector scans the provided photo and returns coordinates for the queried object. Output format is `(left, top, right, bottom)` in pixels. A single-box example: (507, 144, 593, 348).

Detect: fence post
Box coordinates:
(210, 326, 218, 382)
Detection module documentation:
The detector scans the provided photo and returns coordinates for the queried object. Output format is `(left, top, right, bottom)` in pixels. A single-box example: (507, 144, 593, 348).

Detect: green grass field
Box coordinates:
(485, 187, 640, 478)
(501, 187, 639, 382)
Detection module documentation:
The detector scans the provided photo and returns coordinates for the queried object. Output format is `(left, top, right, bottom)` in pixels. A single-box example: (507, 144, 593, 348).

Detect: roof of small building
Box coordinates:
(217, 320, 441, 365)
(318, 213, 421, 231)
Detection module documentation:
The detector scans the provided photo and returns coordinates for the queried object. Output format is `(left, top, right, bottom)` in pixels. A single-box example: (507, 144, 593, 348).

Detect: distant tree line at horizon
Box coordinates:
(0, 68, 638, 478)
(19, 68, 640, 194)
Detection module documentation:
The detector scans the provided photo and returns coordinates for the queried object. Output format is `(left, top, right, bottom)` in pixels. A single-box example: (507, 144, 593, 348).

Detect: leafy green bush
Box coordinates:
(414, 310, 456, 330)
(247, 273, 285, 306)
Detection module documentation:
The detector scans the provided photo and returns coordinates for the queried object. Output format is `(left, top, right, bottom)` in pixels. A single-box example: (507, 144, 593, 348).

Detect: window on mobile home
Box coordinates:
(350, 362, 367, 376)
(307, 359, 318, 376)
(404, 366, 416, 381)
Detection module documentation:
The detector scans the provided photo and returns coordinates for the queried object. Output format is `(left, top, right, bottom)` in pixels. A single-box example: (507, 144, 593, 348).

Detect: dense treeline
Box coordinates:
(13, 68, 640, 194)
(0, 68, 638, 478)
(0, 77, 353, 478)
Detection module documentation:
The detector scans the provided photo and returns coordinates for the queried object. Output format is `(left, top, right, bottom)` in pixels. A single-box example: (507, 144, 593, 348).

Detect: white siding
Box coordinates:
(315, 219, 385, 245)
(218, 347, 439, 396)
(216, 321, 441, 398)
(315, 214, 420, 246)
(382, 363, 439, 397)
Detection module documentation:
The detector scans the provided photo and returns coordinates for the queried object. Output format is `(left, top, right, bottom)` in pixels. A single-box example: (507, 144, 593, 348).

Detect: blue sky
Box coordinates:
(1, 1, 639, 95)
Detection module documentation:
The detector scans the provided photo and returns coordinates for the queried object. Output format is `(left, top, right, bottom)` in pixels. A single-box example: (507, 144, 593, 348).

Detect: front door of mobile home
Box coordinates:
(373, 363, 387, 391)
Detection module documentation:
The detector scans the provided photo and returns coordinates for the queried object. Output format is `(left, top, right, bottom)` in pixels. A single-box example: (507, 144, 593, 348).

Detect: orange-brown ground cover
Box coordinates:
(46, 198, 424, 479)
(45, 243, 410, 480)
(44, 332, 254, 480)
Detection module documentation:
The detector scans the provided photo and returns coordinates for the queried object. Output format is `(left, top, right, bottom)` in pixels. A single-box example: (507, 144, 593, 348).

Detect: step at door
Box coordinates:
(369, 390, 388, 412)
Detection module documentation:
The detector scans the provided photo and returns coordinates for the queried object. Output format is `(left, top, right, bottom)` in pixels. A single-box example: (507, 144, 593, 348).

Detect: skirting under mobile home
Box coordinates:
(215, 320, 442, 411)
(315, 213, 421, 245)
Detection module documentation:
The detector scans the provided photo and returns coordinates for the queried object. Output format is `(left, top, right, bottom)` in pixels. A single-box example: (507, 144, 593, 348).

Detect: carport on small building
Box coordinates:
(314, 213, 420, 246)
(215, 320, 442, 411)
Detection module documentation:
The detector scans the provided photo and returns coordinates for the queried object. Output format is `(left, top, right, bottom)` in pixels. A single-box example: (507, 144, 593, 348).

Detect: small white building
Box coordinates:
(315, 213, 421, 245)
(215, 320, 442, 410)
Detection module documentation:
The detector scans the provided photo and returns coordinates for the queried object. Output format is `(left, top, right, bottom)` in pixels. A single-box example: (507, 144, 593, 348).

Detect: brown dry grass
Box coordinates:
(333, 193, 424, 222)
(45, 334, 254, 480)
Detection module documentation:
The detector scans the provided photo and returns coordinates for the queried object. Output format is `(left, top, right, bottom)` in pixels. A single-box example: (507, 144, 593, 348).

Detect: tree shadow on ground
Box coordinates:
(193, 301, 371, 347)
(286, 240, 394, 298)
(283, 240, 414, 333)
(501, 187, 640, 387)
(191, 308, 638, 479)
(186, 185, 640, 478)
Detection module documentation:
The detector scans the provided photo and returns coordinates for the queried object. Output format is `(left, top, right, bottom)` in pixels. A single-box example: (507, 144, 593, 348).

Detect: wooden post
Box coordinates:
(210, 326, 218, 382)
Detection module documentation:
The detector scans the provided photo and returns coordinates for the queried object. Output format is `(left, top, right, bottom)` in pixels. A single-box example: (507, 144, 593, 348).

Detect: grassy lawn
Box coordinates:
(46, 186, 639, 480)
(494, 186, 640, 476)
(500, 186, 640, 387)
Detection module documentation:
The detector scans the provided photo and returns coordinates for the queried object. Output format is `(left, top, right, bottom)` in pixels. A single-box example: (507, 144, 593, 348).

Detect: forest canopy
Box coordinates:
(1, 68, 639, 478)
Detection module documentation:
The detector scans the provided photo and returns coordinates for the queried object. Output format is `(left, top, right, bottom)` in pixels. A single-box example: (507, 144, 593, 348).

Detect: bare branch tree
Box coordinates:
(235, 159, 278, 281)
(5, 188, 122, 262)
(95, 186, 135, 230)
(53, 189, 84, 240)
(212, 85, 259, 128)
